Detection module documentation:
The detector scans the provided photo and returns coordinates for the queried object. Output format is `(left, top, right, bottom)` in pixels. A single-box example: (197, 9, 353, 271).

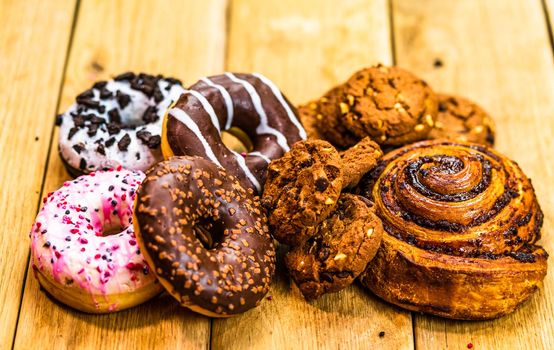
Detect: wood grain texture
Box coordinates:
(212, 1, 413, 349)
(14, 0, 227, 349)
(0, 0, 75, 348)
(393, 0, 554, 348)
(225, 0, 393, 103)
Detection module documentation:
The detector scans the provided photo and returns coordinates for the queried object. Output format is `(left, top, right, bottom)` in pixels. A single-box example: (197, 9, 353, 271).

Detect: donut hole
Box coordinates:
(193, 219, 225, 250)
(102, 219, 126, 237)
(221, 127, 253, 153)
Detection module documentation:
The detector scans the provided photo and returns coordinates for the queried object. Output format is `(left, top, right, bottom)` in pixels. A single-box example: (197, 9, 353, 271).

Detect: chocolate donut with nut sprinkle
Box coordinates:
(133, 156, 275, 317)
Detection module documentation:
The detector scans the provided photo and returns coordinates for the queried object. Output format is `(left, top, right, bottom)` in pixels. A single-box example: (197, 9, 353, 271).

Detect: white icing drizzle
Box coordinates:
(201, 77, 235, 130)
(168, 108, 222, 167)
(230, 150, 262, 192)
(249, 151, 271, 164)
(183, 89, 221, 133)
(224, 72, 291, 151)
(252, 72, 307, 140)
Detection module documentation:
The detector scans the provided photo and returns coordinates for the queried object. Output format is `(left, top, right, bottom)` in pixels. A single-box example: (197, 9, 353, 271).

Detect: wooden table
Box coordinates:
(1, 0, 553, 348)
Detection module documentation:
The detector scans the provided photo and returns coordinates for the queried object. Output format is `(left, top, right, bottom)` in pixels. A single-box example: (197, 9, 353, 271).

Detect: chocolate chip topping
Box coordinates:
(58, 72, 184, 175)
(68, 127, 79, 140)
(96, 143, 106, 155)
(107, 123, 121, 135)
(134, 156, 275, 316)
(108, 108, 121, 124)
(105, 137, 116, 147)
(142, 106, 158, 123)
(93, 81, 108, 90)
(116, 91, 131, 109)
(114, 72, 136, 81)
(72, 143, 85, 154)
(117, 133, 131, 151)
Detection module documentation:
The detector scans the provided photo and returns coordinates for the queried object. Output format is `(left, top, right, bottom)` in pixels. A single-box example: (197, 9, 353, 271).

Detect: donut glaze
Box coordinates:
(162, 73, 306, 192)
(58, 72, 185, 176)
(134, 156, 276, 317)
(30, 168, 162, 313)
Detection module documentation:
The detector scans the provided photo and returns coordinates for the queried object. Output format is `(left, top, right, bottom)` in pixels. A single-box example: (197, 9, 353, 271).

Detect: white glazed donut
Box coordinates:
(57, 72, 185, 177)
(29, 168, 162, 313)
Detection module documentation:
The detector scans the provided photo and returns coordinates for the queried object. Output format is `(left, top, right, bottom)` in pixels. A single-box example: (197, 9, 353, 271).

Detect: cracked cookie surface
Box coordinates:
(339, 65, 438, 146)
(340, 137, 383, 189)
(428, 94, 495, 146)
(285, 194, 383, 300)
(262, 140, 343, 246)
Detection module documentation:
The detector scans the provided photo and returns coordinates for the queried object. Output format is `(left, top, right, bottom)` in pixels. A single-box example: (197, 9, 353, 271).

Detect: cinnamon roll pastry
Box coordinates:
(355, 140, 548, 320)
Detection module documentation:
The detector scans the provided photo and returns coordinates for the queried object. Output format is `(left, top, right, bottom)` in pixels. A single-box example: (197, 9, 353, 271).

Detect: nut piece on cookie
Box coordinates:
(340, 137, 383, 189)
(262, 140, 343, 246)
(297, 101, 327, 140)
(285, 194, 384, 300)
(338, 65, 438, 147)
(313, 87, 362, 149)
(428, 94, 495, 146)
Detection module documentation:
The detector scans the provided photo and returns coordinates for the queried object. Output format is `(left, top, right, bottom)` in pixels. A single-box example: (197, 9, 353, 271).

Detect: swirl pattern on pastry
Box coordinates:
(355, 140, 548, 320)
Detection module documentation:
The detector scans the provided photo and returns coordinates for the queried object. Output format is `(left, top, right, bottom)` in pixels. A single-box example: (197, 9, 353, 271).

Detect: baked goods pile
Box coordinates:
(29, 65, 547, 321)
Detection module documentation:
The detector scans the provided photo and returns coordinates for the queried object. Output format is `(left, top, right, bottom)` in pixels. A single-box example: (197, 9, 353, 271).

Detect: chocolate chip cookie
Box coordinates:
(297, 101, 326, 140)
(340, 137, 383, 189)
(428, 94, 495, 146)
(285, 194, 384, 300)
(314, 86, 362, 149)
(339, 65, 438, 146)
(262, 140, 343, 246)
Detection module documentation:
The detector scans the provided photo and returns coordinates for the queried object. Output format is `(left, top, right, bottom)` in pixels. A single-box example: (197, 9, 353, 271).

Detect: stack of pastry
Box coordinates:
(30, 65, 547, 322)
(270, 64, 547, 320)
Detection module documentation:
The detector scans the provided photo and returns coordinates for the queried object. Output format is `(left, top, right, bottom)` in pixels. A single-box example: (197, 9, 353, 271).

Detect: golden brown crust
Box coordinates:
(355, 139, 548, 320)
(297, 101, 327, 141)
(428, 94, 495, 146)
(285, 194, 383, 300)
(262, 140, 343, 246)
(339, 137, 383, 189)
(337, 65, 438, 146)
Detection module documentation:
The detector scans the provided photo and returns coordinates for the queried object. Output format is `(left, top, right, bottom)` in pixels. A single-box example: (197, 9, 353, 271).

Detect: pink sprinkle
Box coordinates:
(116, 165, 122, 171)
(70, 228, 79, 234)
(240, 152, 247, 157)
(96, 266, 102, 273)
(80, 247, 85, 252)
(111, 244, 120, 251)
(79, 237, 88, 244)
(54, 251, 61, 259)
(121, 194, 127, 201)
(129, 240, 137, 246)
(467, 343, 473, 349)
(104, 271, 111, 278)
(89, 172, 95, 177)
(266, 295, 273, 301)
(78, 268, 84, 274)
(94, 254, 101, 259)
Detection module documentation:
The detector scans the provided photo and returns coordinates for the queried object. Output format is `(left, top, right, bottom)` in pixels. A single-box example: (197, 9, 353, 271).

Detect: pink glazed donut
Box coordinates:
(30, 168, 162, 313)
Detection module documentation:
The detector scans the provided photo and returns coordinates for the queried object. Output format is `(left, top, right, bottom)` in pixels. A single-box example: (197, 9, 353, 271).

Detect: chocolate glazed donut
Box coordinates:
(162, 73, 306, 193)
(354, 140, 548, 320)
(133, 156, 276, 317)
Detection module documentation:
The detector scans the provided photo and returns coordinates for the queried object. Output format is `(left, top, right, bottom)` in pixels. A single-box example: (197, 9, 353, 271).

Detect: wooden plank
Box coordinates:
(212, 1, 414, 349)
(0, 0, 76, 348)
(393, 0, 554, 348)
(14, 0, 227, 349)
